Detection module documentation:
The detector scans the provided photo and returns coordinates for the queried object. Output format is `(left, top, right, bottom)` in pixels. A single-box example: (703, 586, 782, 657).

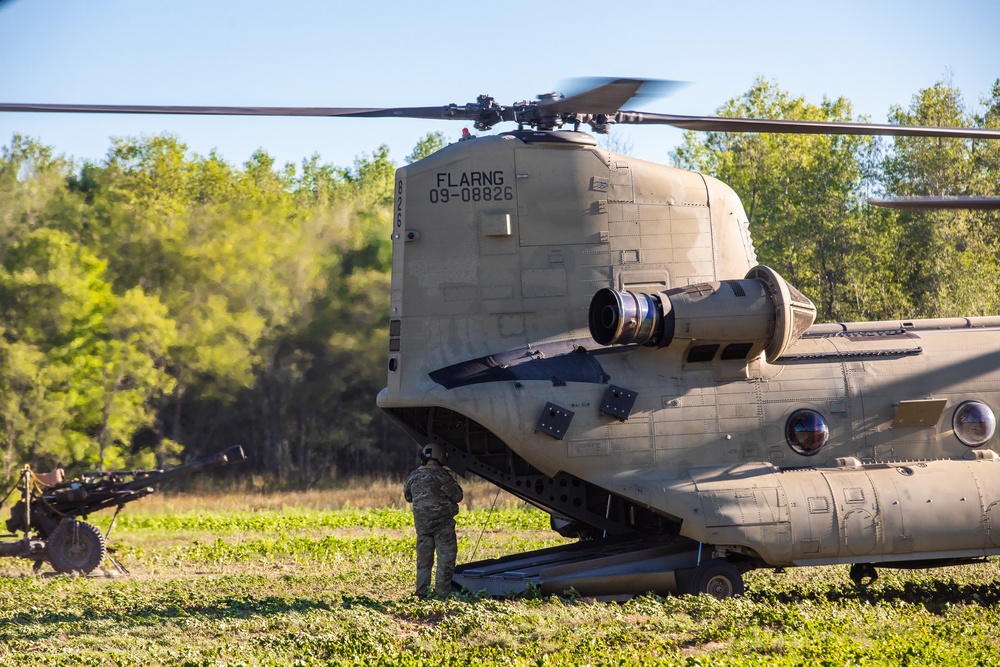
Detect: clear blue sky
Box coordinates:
(1, 0, 998, 170)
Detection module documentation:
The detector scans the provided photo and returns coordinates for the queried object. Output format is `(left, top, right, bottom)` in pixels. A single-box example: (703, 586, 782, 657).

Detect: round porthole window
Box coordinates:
(785, 409, 829, 456)
(953, 401, 996, 447)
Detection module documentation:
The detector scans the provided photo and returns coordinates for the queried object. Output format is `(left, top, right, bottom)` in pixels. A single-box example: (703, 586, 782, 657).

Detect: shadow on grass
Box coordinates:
(750, 574, 1000, 609)
(1, 594, 342, 631)
(0, 590, 500, 638)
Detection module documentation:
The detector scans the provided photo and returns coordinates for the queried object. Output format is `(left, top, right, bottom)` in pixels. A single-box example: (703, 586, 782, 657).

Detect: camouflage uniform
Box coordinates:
(404, 463, 464, 596)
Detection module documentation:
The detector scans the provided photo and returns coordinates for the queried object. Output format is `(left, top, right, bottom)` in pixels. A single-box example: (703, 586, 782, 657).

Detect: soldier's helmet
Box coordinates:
(421, 443, 445, 463)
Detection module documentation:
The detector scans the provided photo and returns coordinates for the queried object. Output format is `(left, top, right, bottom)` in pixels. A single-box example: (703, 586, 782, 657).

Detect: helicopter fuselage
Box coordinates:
(377, 130, 1000, 577)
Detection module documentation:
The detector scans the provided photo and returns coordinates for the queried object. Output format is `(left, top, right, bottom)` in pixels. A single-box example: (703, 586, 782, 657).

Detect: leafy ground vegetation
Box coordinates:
(1, 483, 999, 666)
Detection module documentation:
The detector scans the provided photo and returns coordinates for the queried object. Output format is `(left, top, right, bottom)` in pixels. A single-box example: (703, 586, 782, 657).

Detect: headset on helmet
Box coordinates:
(420, 443, 445, 463)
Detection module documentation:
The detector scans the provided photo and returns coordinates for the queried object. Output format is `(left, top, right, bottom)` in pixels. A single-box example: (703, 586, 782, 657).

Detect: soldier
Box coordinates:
(403, 443, 464, 597)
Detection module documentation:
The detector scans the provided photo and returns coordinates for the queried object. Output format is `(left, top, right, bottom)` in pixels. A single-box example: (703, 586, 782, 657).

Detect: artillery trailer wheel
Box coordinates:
(47, 520, 106, 575)
(686, 559, 745, 599)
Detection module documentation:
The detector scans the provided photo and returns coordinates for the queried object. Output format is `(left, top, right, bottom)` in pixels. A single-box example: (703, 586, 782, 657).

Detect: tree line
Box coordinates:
(672, 77, 1000, 322)
(0, 130, 445, 484)
(1, 78, 998, 485)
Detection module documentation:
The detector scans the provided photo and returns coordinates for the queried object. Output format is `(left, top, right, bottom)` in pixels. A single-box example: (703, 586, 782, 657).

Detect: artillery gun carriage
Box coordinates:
(0, 446, 245, 575)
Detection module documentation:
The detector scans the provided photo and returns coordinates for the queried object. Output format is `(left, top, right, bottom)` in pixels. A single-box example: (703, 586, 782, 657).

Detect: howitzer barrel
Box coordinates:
(119, 445, 246, 492)
(5, 446, 247, 538)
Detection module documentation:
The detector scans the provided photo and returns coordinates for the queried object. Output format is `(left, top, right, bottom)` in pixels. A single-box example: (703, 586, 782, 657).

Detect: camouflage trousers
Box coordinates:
(414, 516, 457, 596)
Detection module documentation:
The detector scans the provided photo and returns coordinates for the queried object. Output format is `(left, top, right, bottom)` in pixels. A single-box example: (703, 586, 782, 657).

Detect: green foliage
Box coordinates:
(672, 78, 886, 321)
(351, 144, 396, 208)
(672, 77, 1000, 322)
(0, 337, 70, 480)
(406, 131, 447, 164)
(880, 79, 1000, 317)
(0, 134, 73, 249)
(0, 131, 416, 481)
(0, 228, 175, 473)
(113, 505, 551, 533)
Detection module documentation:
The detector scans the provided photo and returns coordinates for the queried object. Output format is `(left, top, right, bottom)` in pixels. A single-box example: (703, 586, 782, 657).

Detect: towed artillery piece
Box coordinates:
(0, 445, 245, 575)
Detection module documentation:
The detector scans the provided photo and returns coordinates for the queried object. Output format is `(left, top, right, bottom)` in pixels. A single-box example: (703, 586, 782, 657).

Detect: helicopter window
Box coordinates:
(721, 343, 753, 361)
(785, 410, 829, 456)
(686, 344, 719, 363)
(953, 401, 996, 447)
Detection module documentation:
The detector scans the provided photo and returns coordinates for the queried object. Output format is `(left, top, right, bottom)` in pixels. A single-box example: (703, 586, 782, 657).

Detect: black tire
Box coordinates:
(687, 559, 744, 599)
(849, 563, 878, 588)
(47, 520, 106, 575)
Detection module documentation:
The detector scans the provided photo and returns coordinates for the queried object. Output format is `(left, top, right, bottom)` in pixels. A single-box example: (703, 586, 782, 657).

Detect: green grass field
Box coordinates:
(2, 480, 1000, 666)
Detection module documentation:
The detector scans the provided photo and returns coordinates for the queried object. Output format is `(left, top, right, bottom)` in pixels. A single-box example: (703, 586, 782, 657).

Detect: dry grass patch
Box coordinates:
(142, 475, 523, 514)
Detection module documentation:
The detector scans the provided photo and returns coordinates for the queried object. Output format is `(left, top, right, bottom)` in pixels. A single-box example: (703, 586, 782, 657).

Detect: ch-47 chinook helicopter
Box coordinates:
(5, 78, 1000, 599)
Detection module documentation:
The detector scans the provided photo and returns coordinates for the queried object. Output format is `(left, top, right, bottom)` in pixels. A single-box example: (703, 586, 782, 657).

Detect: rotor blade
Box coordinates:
(0, 102, 469, 121)
(615, 111, 1000, 140)
(870, 197, 1000, 210)
(546, 78, 686, 114)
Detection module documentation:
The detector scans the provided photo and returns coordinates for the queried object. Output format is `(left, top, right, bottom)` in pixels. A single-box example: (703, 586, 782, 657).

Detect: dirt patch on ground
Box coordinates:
(680, 640, 727, 657)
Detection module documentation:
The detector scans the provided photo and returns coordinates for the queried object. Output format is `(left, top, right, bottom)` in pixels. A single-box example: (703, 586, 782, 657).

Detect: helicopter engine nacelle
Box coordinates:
(588, 265, 816, 362)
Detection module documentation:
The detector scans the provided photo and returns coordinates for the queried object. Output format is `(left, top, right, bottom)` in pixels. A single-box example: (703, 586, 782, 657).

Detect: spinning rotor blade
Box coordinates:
(4, 78, 1000, 139)
(0, 102, 468, 120)
(614, 112, 1000, 140)
(546, 78, 686, 114)
(870, 197, 1000, 210)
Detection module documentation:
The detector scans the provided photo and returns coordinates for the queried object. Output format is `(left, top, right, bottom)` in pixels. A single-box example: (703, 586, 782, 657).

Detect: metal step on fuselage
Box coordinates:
(454, 536, 704, 600)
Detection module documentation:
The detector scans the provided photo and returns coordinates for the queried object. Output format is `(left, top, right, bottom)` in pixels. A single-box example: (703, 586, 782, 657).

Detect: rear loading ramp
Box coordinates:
(454, 536, 705, 599)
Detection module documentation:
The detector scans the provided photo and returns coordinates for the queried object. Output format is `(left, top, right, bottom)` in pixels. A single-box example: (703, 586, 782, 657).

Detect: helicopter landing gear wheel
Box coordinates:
(47, 520, 106, 575)
(686, 559, 745, 599)
(849, 563, 878, 588)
